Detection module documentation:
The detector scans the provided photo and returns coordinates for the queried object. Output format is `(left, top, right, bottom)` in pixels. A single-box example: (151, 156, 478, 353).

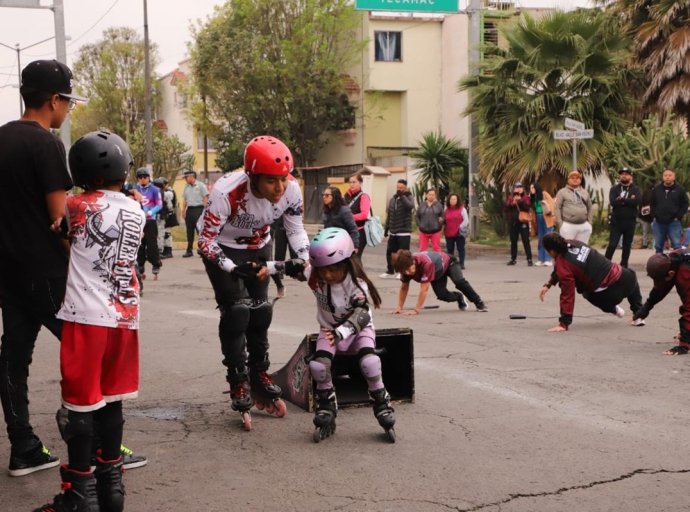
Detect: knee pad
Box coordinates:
(358, 350, 382, 381)
(247, 299, 273, 332)
(219, 301, 251, 339)
(57, 408, 94, 443)
(308, 351, 333, 384)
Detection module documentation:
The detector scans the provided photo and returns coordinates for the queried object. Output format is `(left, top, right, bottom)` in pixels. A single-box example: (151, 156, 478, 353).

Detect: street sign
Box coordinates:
(564, 117, 585, 131)
(553, 129, 594, 140)
(354, 0, 459, 13)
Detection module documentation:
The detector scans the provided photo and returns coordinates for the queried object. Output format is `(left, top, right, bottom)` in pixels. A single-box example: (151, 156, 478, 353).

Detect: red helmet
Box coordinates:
(243, 135, 293, 176)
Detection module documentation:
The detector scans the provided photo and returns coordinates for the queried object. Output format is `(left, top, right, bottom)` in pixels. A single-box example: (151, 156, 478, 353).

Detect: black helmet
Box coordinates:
(153, 177, 168, 188)
(136, 167, 151, 179)
(69, 130, 133, 189)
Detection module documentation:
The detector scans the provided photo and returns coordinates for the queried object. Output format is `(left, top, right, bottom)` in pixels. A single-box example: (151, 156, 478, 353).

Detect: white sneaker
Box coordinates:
(631, 318, 646, 327)
(615, 305, 625, 318)
(534, 261, 544, 266)
(543, 261, 553, 267)
(379, 272, 394, 279)
(393, 273, 401, 279)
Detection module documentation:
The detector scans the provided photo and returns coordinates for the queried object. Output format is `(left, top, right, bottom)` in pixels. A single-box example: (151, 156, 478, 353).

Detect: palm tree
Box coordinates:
(458, 9, 637, 186)
(608, 0, 690, 132)
(409, 132, 467, 204)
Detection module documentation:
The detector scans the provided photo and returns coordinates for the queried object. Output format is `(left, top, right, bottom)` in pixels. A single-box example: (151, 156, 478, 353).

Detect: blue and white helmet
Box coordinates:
(309, 227, 355, 268)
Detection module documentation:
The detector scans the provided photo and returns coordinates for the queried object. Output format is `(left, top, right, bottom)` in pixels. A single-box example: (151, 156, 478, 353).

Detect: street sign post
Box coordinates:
(354, 0, 459, 13)
(553, 123, 594, 172)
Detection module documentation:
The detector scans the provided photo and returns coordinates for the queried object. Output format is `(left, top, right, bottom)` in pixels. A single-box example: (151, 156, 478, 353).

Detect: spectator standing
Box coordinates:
(555, 170, 593, 243)
(505, 182, 533, 266)
(381, 179, 415, 278)
(530, 183, 555, 266)
(443, 193, 466, 268)
(181, 169, 209, 257)
(322, 186, 359, 248)
(638, 184, 653, 249)
(650, 168, 688, 254)
(153, 177, 175, 259)
(415, 189, 444, 252)
(0, 59, 84, 477)
(605, 167, 641, 268)
(343, 173, 371, 257)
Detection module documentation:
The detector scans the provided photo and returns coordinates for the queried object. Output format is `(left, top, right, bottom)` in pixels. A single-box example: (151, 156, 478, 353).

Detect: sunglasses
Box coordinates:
(322, 193, 332, 197)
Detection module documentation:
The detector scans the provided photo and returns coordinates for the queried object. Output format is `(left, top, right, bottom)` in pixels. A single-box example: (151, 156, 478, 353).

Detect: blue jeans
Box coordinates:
(536, 213, 553, 263)
(652, 219, 682, 253)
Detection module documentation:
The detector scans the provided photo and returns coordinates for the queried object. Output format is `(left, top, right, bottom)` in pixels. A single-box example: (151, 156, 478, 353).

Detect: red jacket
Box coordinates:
(443, 206, 463, 237)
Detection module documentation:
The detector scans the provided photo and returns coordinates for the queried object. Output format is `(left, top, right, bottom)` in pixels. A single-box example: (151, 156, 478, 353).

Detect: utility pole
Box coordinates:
(467, 0, 481, 240)
(143, 0, 153, 168)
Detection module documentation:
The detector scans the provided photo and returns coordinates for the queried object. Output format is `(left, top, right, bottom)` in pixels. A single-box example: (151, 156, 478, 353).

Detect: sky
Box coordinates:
(0, 0, 591, 125)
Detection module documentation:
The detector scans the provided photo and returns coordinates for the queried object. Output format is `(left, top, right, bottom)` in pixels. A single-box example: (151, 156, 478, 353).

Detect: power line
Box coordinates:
(67, 0, 121, 47)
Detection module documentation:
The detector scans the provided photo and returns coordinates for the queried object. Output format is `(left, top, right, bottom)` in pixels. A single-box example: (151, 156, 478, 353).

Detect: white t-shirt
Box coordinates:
(305, 266, 375, 330)
(197, 171, 309, 272)
(57, 190, 145, 329)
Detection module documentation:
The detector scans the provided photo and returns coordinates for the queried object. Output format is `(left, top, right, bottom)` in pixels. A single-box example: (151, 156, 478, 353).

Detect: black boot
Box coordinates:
(95, 455, 125, 512)
(34, 465, 99, 512)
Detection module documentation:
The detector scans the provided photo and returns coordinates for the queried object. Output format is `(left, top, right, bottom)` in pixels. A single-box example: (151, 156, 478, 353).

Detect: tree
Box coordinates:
(410, 132, 467, 205)
(129, 126, 195, 183)
(458, 9, 637, 186)
(189, 0, 365, 167)
(608, 0, 690, 131)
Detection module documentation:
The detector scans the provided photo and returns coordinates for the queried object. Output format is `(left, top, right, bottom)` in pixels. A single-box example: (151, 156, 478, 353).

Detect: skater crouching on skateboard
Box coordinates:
(197, 135, 309, 430)
(633, 250, 690, 355)
(35, 131, 145, 512)
(306, 228, 396, 442)
(539, 233, 644, 332)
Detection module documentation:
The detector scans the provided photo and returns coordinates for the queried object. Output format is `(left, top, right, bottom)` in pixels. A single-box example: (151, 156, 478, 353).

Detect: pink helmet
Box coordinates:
(243, 135, 293, 176)
(309, 228, 355, 268)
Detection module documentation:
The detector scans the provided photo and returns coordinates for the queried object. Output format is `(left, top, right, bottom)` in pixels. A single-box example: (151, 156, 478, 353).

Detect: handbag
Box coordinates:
(364, 203, 385, 247)
(518, 210, 531, 223)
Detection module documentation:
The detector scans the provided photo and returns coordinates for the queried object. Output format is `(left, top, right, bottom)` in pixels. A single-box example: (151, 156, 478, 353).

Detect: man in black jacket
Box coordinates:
(651, 168, 688, 254)
(605, 167, 641, 267)
(380, 179, 414, 278)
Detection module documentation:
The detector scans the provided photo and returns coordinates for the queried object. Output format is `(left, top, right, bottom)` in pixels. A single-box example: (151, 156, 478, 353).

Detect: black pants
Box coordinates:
(509, 221, 532, 262)
(431, 260, 482, 306)
(356, 229, 367, 257)
(582, 267, 643, 315)
(185, 206, 204, 252)
(0, 274, 64, 453)
(203, 245, 272, 373)
(385, 235, 411, 274)
(137, 218, 161, 272)
(605, 218, 636, 268)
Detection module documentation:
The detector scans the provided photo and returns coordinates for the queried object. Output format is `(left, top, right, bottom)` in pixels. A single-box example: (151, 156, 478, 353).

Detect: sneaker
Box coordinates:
(476, 302, 489, 312)
(457, 295, 469, 311)
(9, 444, 60, 477)
(120, 444, 147, 470)
(631, 318, 646, 327)
(527, 260, 534, 267)
(506, 260, 516, 266)
(534, 261, 544, 266)
(182, 250, 194, 258)
(379, 272, 395, 279)
(543, 261, 553, 267)
(614, 305, 625, 318)
(393, 273, 401, 279)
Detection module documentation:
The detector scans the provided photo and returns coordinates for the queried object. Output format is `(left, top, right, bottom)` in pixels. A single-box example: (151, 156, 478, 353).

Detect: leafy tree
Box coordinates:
(71, 27, 160, 141)
(607, 0, 690, 131)
(410, 132, 467, 205)
(129, 126, 195, 183)
(458, 9, 637, 186)
(189, 0, 365, 167)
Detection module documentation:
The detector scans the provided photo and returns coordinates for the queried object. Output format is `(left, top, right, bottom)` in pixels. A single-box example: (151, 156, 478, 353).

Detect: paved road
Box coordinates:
(2, 241, 688, 511)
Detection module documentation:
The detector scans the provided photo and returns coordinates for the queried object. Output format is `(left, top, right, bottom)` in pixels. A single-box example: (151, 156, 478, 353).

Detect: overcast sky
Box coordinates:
(0, 0, 590, 126)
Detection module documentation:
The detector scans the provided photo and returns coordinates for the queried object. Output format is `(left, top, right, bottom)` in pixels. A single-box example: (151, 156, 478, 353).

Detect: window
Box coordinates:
(374, 31, 401, 62)
(196, 131, 216, 151)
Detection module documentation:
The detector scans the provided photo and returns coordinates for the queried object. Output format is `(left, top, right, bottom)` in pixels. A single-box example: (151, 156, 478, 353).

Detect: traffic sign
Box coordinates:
(354, 0, 459, 13)
(564, 117, 585, 131)
(553, 129, 594, 140)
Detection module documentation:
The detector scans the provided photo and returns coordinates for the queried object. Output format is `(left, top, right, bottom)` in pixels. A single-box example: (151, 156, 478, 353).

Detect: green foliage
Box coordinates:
(410, 132, 467, 204)
(600, 114, 690, 191)
(129, 126, 195, 183)
(189, 0, 365, 167)
(472, 178, 508, 238)
(458, 9, 637, 186)
(71, 27, 160, 141)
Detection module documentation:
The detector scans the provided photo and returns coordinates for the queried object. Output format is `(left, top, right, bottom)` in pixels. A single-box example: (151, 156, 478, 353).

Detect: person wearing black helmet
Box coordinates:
(134, 167, 163, 279)
(33, 130, 145, 512)
(634, 250, 690, 355)
(0, 60, 85, 478)
(181, 169, 208, 257)
(605, 167, 640, 268)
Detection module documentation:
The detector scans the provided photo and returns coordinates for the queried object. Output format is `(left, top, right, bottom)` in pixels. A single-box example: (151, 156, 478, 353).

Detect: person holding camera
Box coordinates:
(504, 182, 533, 266)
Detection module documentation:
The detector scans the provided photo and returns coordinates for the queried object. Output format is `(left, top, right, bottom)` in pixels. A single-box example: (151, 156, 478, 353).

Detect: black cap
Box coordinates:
(21, 60, 87, 101)
(619, 167, 632, 175)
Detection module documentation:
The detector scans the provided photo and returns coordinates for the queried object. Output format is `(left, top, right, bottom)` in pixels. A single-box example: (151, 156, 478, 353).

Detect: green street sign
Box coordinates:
(355, 0, 459, 13)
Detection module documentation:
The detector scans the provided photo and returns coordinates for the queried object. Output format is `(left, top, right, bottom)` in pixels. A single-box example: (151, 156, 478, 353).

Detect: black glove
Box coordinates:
(633, 302, 651, 320)
(384, 229, 389, 237)
(233, 262, 260, 279)
(284, 258, 306, 278)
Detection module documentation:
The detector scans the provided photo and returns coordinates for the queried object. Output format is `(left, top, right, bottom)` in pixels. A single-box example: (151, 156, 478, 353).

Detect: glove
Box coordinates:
(284, 258, 306, 278)
(633, 302, 651, 320)
(333, 324, 351, 342)
(384, 229, 389, 237)
(232, 262, 260, 279)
